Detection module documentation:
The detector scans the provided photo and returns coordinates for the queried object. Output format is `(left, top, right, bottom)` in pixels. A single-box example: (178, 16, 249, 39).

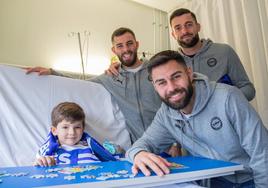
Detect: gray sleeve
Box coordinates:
(227, 46, 255, 101)
(126, 108, 176, 162)
(50, 69, 72, 78)
(87, 75, 102, 84)
(226, 87, 268, 187)
(51, 69, 100, 81)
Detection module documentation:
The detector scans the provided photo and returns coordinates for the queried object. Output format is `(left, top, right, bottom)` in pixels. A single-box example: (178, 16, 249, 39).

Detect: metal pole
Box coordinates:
(77, 32, 85, 80)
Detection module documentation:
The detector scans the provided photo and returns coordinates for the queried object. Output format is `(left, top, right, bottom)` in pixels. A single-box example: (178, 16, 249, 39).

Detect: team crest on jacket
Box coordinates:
(210, 117, 222, 130)
(207, 58, 217, 67)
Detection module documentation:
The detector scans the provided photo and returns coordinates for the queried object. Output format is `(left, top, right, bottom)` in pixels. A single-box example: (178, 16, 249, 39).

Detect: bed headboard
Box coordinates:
(0, 65, 131, 167)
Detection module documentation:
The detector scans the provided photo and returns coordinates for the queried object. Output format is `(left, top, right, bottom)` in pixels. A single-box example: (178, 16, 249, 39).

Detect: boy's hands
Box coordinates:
(105, 62, 120, 76)
(24, 67, 52, 75)
(132, 151, 172, 177)
(33, 156, 56, 167)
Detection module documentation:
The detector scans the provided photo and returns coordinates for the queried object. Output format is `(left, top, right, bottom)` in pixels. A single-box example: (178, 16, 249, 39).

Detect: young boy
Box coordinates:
(34, 102, 203, 188)
(34, 102, 119, 166)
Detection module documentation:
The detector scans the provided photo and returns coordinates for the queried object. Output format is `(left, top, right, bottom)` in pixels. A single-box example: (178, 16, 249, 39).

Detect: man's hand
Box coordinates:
(33, 156, 56, 167)
(105, 62, 120, 76)
(24, 66, 52, 75)
(132, 151, 172, 177)
(167, 143, 182, 157)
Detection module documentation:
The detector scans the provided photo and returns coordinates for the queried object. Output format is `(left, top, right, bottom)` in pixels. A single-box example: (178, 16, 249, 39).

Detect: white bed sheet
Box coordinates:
(0, 65, 131, 167)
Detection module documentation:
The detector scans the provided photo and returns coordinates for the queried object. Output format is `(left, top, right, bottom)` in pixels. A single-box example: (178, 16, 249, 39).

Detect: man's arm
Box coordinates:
(25, 67, 53, 75)
(126, 108, 175, 159)
(25, 67, 68, 77)
(227, 87, 268, 187)
(126, 107, 177, 175)
(227, 46, 255, 101)
(87, 74, 103, 84)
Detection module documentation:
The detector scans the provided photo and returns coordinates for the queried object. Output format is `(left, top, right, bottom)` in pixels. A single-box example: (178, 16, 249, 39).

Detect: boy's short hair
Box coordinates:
(147, 50, 187, 81)
(51, 102, 85, 127)
(111, 27, 136, 43)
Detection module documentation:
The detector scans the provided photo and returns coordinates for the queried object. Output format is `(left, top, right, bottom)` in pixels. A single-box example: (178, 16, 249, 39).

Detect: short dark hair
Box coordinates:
(148, 50, 187, 81)
(169, 8, 197, 25)
(111, 27, 136, 43)
(51, 102, 85, 127)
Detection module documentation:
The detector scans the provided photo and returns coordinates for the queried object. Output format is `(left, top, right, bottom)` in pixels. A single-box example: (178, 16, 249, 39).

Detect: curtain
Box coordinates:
(169, 0, 268, 128)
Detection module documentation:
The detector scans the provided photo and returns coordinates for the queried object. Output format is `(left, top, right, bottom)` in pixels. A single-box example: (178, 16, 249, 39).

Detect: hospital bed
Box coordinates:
(0, 64, 131, 167)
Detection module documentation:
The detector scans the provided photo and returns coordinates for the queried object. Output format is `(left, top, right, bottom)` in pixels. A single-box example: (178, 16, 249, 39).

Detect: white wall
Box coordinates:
(0, 0, 169, 75)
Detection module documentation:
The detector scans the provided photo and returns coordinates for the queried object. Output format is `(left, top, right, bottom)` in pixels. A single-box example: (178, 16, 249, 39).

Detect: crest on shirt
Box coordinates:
(207, 58, 217, 67)
(210, 117, 222, 130)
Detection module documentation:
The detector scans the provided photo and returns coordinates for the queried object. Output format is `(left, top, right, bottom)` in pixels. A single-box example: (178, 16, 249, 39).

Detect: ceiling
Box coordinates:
(131, 0, 183, 12)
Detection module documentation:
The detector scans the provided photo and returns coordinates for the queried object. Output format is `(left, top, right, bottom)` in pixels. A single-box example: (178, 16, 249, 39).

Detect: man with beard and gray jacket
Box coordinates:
(25, 28, 180, 156)
(126, 50, 268, 188)
(89, 28, 162, 144)
(170, 8, 255, 101)
(25, 28, 161, 144)
(108, 9, 255, 101)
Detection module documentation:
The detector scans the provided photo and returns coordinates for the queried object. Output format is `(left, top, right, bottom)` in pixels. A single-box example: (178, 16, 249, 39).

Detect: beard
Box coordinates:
(117, 50, 138, 67)
(161, 79, 193, 110)
(177, 33, 200, 48)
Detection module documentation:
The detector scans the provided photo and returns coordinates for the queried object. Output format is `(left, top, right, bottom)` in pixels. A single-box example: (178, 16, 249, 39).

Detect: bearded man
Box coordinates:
(170, 8, 255, 101)
(126, 50, 268, 188)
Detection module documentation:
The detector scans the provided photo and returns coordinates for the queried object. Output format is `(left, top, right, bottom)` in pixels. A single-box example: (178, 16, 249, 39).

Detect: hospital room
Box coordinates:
(0, 0, 267, 187)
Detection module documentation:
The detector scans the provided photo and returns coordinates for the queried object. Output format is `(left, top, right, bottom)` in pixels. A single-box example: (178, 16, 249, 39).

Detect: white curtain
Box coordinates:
(169, 0, 268, 128)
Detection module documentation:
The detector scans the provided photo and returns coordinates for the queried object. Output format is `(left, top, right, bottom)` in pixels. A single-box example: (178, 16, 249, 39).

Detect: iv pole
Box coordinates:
(77, 32, 85, 80)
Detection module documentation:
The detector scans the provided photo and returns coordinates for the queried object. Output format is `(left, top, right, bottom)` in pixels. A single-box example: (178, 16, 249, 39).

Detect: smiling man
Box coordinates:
(25, 28, 163, 147)
(111, 30, 140, 68)
(89, 28, 162, 144)
(126, 50, 268, 188)
(170, 8, 255, 101)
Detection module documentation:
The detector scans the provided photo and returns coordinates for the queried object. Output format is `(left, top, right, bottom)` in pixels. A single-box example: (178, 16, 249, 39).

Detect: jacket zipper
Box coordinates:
(134, 73, 146, 131)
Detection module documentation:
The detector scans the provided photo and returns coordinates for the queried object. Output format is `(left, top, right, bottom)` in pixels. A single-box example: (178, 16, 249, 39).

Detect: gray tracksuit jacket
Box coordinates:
(90, 62, 162, 143)
(181, 39, 255, 101)
(126, 73, 268, 187)
(52, 62, 162, 144)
